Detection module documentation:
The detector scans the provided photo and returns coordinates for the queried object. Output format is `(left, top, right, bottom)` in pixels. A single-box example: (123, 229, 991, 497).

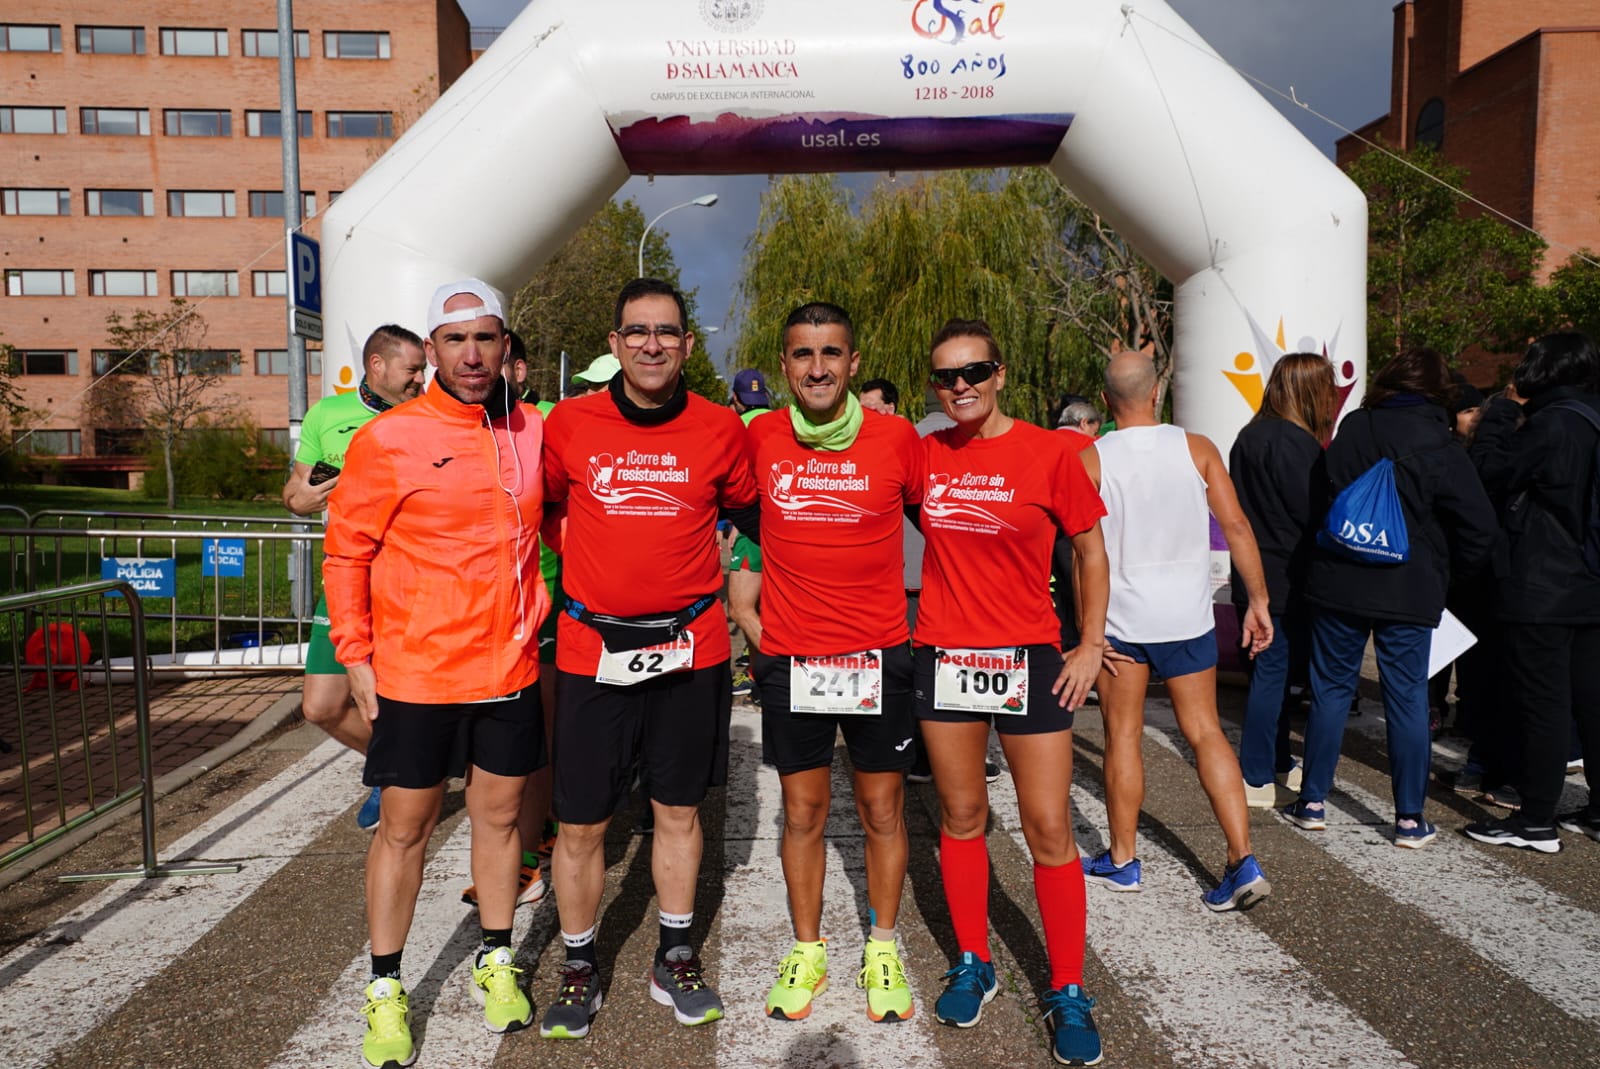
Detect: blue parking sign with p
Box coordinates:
(292, 233, 321, 314)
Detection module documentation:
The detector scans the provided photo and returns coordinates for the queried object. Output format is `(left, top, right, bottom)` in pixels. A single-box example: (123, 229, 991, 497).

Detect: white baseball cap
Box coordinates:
(425, 278, 506, 334)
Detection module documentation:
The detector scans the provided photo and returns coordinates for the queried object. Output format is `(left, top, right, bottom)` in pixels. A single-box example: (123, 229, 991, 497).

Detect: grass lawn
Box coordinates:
(3, 484, 291, 522)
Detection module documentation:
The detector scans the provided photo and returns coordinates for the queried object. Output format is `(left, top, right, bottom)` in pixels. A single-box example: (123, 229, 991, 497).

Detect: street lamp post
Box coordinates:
(638, 193, 718, 278)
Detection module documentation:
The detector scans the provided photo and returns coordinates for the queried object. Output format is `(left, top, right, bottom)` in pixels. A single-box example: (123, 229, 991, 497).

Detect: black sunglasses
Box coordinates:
(930, 361, 1001, 389)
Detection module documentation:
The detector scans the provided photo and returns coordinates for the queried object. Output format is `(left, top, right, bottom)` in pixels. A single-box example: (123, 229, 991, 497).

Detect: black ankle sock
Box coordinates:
(371, 950, 402, 980)
(480, 927, 512, 953)
(565, 937, 598, 967)
(658, 927, 692, 965)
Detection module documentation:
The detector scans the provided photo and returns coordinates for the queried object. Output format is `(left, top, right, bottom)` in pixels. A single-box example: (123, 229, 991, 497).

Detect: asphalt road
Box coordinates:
(1, 688, 1596, 1069)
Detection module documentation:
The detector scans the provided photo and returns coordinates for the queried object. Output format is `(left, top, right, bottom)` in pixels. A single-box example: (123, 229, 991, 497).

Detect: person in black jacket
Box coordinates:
(1464, 332, 1600, 852)
(1229, 354, 1335, 807)
(1287, 348, 1498, 847)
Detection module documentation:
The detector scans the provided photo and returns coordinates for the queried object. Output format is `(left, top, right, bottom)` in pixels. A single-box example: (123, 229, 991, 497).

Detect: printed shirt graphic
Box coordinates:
(294, 389, 380, 469)
(543, 391, 757, 673)
(747, 409, 925, 656)
(915, 421, 1105, 649)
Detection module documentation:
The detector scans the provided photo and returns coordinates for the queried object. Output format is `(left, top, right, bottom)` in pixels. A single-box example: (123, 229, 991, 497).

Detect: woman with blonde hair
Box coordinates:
(1227, 353, 1336, 806)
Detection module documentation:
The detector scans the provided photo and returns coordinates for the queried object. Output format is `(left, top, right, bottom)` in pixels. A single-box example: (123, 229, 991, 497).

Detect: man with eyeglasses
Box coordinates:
(537, 277, 760, 1040)
(745, 302, 925, 1024)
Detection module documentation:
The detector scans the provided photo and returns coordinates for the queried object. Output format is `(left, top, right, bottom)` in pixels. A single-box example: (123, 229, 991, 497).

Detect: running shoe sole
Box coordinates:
(1463, 825, 1561, 853)
(767, 977, 828, 1020)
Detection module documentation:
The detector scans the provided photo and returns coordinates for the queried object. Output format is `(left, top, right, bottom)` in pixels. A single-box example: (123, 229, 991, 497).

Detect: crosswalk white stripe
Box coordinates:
(0, 739, 364, 1069)
(268, 818, 560, 1067)
(715, 710, 944, 1068)
(981, 714, 1416, 1069)
(1149, 707, 1600, 1023)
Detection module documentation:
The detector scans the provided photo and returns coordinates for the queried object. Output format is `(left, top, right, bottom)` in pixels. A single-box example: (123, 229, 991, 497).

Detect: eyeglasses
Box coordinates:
(929, 361, 1000, 389)
(617, 325, 685, 350)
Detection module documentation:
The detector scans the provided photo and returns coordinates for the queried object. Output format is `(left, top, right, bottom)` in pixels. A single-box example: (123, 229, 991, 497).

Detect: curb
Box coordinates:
(0, 692, 304, 892)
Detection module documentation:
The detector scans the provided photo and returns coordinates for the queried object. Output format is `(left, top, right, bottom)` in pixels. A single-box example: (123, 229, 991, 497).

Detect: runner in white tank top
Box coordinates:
(1076, 350, 1275, 912)
(1095, 423, 1214, 643)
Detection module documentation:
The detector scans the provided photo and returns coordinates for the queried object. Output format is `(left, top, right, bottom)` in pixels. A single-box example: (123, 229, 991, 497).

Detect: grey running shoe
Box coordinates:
(1557, 809, 1600, 842)
(649, 946, 724, 1026)
(539, 961, 602, 1039)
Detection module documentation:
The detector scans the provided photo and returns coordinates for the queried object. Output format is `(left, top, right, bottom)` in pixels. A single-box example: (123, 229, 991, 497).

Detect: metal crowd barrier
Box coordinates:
(3, 521, 324, 674)
(0, 579, 239, 882)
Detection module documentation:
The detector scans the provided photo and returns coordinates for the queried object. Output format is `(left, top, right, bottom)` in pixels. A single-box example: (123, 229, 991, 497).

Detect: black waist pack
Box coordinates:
(564, 595, 718, 652)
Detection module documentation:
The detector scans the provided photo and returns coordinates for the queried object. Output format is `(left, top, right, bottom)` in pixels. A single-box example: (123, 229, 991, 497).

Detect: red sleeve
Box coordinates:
(902, 421, 927, 505)
(541, 407, 570, 505)
(721, 411, 759, 508)
(322, 427, 400, 666)
(1051, 442, 1106, 537)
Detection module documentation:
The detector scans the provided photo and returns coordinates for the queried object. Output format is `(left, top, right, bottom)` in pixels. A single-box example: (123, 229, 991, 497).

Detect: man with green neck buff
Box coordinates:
(746, 302, 926, 1024)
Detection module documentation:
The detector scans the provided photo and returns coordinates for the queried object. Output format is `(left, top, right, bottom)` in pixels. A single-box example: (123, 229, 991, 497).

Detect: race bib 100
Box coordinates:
(789, 650, 884, 715)
(933, 647, 1028, 714)
(596, 634, 694, 686)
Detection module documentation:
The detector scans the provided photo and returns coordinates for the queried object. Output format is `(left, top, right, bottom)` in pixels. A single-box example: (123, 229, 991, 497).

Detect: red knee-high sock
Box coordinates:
(939, 831, 990, 958)
(1034, 860, 1087, 989)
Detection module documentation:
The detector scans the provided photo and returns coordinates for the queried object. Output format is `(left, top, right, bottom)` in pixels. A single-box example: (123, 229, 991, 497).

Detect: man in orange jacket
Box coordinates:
(325, 279, 550, 1068)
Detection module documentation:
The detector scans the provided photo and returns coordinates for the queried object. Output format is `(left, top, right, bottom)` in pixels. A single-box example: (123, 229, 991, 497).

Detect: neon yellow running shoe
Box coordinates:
(766, 940, 828, 1020)
(470, 946, 534, 1033)
(361, 977, 416, 1068)
(858, 938, 914, 1022)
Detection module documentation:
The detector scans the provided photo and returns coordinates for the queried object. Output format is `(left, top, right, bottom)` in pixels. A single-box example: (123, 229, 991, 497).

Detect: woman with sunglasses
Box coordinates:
(913, 318, 1112, 1067)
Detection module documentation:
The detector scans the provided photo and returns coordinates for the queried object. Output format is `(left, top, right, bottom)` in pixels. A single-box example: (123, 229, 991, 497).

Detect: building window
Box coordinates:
(1, 24, 62, 52)
(171, 271, 238, 298)
(164, 109, 231, 137)
(86, 189, 155, 217)
(168, 190, 236, 218)
(179, 349, 240, 375)
(245, 110, 313, 138)
(252, 270, 287, 297)
(248, 190, 316, 218)
(92, 349, 138, 376)
(14, 429, 82, 456)
(3, 188, 70, 215)
(81, 107, 150, 136)
(308, 349, 324, 376)
(324, 31, 390, 59)
(96, 428, 146, 455)
(5, 269, 75, 296)
(90, 270, 159, 296)
(1, 107, 68, 135)
(260, 427, 291, 450)
(77, 26, 145, 54)
(160, 28, 228, 57)
(327, 111, 392, 139)
(255, 349, 290, 376)
(1415, 98, 1445, 151)
(241, 29, 309, 58)
(12, 350, 79, 375)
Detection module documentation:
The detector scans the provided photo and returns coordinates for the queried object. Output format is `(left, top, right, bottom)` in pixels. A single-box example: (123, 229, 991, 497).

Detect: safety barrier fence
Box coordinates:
(3, 517, 324, 674)
(1, 579, 238, 881)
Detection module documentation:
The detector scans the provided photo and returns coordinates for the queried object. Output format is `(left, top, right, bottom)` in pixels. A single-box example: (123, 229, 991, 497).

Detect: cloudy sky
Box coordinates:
(454, 0, 1398, 371)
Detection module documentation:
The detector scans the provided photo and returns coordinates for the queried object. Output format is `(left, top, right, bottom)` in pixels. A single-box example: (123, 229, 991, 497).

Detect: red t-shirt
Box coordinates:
(747, 409, 925, 655)
(915, 420, 1106, 649)
(1059, 427, 1097, 454)
(543, 391, 757, 673)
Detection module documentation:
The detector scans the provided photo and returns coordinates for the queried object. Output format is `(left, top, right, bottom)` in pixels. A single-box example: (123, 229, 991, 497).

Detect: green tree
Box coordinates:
(104, 299, 239, 509)
(734, 169, 1125, 423)
(1346, 144, 1545, 369)
(1543, 250, 1600, 341)
(509, 198, 717, 400)
(0, 334, 29, 485)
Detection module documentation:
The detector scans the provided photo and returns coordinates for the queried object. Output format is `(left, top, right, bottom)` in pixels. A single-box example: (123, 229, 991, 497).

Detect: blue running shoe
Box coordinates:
(933, 951, 997, 1027)
(1282, 800, 1326, 831)
(1393, 817, 1438, 849)
(357, 786, 382, 832)
(1080, 850, 1141, 892)
(1042, 985, 1103, 1066)
(1202, 854, 1271, 912)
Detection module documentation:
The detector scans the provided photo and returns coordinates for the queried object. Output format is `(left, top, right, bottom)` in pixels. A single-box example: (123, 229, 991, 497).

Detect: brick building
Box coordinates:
(1336, 0, 1600, 279)
(1, 1, 471, 484)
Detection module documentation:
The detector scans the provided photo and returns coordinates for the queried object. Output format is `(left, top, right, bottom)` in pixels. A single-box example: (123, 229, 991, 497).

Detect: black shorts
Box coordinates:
(913, 644, 1075, 735)
(552, 663, 732, 825)
(365, 688, 546, 789)
(753, 645, 916, 775)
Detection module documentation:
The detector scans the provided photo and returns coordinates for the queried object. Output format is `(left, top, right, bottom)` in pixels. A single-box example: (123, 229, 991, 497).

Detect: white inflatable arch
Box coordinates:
(319, 0, 1366, 449)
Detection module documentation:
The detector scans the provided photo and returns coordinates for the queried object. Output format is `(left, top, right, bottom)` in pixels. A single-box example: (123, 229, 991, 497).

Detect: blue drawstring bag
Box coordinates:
(1318, 456, 1410, 564)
